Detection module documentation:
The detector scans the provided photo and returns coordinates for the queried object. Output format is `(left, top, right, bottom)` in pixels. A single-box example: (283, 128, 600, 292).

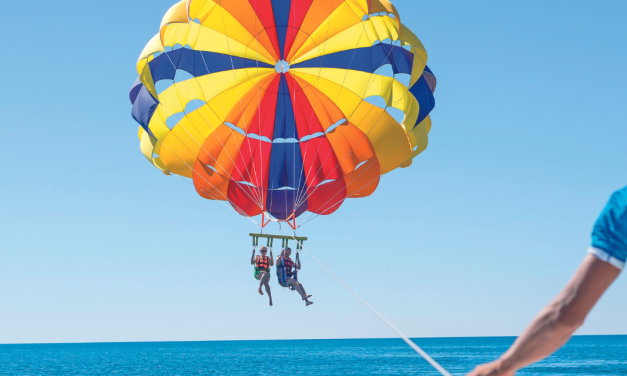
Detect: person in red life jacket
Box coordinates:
(276, 247, 313, 306)
(251, 246, 274, 306)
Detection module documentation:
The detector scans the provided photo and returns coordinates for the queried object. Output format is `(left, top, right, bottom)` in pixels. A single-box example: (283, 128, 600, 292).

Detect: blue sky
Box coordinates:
(0, 0, 625, 344)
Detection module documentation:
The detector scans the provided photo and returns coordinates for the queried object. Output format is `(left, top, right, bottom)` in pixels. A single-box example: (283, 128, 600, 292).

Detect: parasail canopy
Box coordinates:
(130, 0, 437, 226)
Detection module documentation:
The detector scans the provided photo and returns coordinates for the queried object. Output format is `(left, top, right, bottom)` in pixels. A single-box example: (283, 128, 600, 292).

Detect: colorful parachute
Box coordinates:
(130, 0, 436, 225)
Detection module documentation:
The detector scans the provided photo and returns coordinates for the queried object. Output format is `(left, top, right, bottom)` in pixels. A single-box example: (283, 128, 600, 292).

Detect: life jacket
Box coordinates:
(280, 256, 294, 274)
(255, 255, 270, 270)
(277, 256, 297, 290)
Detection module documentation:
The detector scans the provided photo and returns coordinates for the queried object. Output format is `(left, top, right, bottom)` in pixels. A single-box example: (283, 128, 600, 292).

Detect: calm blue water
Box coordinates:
(1, 336, 625, 375)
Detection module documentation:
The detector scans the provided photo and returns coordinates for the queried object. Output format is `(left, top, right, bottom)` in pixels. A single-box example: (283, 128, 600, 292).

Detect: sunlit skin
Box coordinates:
(468, 255, 621, 376)
(251, 247, 274, 306)
(278, 248, 313, 306)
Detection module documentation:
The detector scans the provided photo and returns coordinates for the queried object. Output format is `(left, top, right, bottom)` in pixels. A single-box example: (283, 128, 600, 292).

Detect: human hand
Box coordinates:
(467, 360, 515, 376)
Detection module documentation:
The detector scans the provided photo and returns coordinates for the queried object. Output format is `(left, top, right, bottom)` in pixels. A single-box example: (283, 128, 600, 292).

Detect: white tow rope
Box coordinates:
(290, 235, 452, 376)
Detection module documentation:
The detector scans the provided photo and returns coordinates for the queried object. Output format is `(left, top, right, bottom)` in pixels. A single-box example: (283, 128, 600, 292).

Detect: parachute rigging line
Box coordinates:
(163, 51, 265, 209)
(158, 49, 266, 209)
(293, 32, 403, 211)
(297, 107, 416, 228)
(217, 1, 266, 206)
(173, 174, 261, 227)
(289, 234, 452, 376)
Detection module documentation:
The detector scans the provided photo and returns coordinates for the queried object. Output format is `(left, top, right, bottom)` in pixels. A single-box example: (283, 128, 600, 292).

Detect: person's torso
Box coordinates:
(281, 257, 294, 273)
(255, 256, 269, 270)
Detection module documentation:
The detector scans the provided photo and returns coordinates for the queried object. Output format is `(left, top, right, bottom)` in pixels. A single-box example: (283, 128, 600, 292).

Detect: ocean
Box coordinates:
(0, 336, 625, 375)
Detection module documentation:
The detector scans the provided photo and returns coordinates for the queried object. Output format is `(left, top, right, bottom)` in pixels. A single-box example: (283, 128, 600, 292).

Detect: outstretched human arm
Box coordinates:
(295, 252, 301, 270)
(251, 250, 256, 265)
(468, 254, 621, 376)
(269, 250, 274, 266)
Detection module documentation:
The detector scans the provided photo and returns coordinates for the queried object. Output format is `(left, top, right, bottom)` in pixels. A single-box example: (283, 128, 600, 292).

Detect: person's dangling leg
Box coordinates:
(258, 272, 267, 295)
(264, 276, 273, 306)
(287, 278, 306, 299)
(287, 278, 312, 305)
(299, 282, 312, 299)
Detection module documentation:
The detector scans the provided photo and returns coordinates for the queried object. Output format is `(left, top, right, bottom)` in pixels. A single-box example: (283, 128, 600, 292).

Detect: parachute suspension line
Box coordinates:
(298, 103, 420, 228)
(293, 11, 397, 210)
(292, 0, 296, 224)
(253, 0, 265, 214)
(160, 53, 265, 210)
(152, 132, 260, 225)
(156, 101, 264, 211)
(163, 23, 266, 210)
(288, 235, 451, 376)
(293, 22, 368, 210)
(185, 65, 264, 210)
(298, 126, 413, 228)
(292, 0, 339, 210)
(296, 102, 397, 227)
(294, 23, 402, 211)
(172, 173, 261, 227)
(161, 147, 255, 221)
(297, 28, 417, 225)
(217, 1, 266, 208)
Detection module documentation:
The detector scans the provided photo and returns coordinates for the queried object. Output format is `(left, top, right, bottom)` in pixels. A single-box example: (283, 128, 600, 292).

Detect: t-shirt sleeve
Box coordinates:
(589, 187, 627, 270)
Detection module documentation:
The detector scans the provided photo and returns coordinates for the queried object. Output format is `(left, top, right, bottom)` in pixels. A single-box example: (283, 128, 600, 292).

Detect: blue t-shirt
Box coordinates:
(589, 186, 627, 269)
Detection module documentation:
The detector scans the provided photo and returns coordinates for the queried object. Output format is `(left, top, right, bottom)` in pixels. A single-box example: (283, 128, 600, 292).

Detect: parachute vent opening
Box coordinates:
(165, 112, 185, 129)
(386, 107, 406, 125)
(191, 18, 201, 24)
(300, 132, 324, 142)
(395, 73, 411, 88)
(156, 79, 174, 94)
(365, 96, 405, 125)
(184, 99, 206, 114)
(173, 69, 194, 83)
(205, 164, 218, 173)
(365, 95, 387, 108)
(364, 12, 395, 20)
(224, 122, 246, 136)
(353, 160, 368, 171)
(235, 181, 258, 188)
(375, 64, 395, 78)
(275, 60, 290, 73)
(247, 133, 272, 142)
(272, 138, 299, 144)
(326, 119, 347, 134)
(315, 179, 336, 187)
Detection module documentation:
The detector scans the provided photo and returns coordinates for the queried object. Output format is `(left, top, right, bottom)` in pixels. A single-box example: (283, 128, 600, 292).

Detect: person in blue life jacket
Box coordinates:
(251, 246, 274, 306)
(468, 186, 626, 376)
(276, 247, 313, 306)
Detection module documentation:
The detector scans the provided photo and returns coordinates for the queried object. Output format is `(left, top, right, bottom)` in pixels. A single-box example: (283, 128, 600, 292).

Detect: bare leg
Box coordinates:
(264, 279, 273, 306)
(258, 272, 268, 295)
(299, 283, 312, 299)
(287, 278, 311, 304)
